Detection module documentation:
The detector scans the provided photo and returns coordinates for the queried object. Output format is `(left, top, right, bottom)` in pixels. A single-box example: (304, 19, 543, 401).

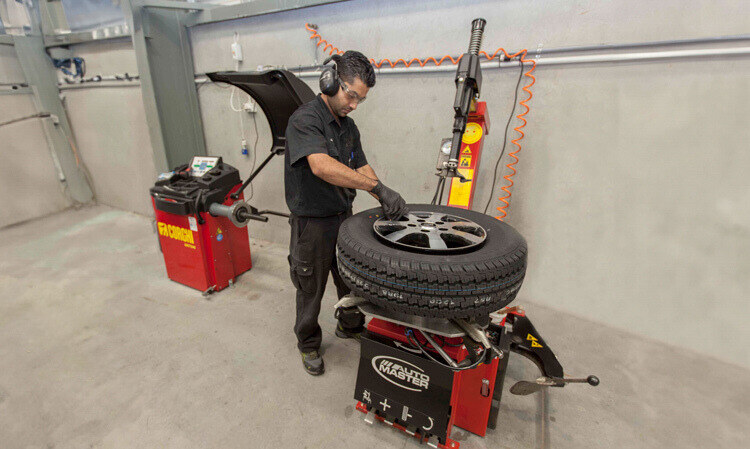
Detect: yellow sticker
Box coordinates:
(447, 168, 473, 207)
(462, 122, 483, 144)
(459, 156, 472, 167)
(157, 222, 195, 245)
(461, 146, 472, 154)
(527, 333, 543, 348)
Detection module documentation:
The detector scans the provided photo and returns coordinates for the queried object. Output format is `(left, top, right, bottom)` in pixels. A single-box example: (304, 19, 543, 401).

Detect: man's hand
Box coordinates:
(371, 181, 409, 220)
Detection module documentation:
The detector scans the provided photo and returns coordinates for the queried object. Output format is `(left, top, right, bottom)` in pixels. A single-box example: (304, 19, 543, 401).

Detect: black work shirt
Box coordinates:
(284, 94, 368, 217)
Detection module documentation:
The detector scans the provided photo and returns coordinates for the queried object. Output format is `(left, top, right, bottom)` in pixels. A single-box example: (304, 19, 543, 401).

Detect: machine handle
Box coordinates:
(230, 148, 283, 200)
(237, 208, 269, 223)
(561, 375, 600, 386)
(152, 195, 193, 215)
(509, 375, 600, 396)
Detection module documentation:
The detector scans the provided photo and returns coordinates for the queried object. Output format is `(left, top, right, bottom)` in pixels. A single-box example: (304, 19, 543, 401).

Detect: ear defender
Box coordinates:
(319, 55, 341, 97)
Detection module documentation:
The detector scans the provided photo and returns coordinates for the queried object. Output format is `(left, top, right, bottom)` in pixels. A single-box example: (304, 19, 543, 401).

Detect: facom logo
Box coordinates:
(371, 356, 430, 392)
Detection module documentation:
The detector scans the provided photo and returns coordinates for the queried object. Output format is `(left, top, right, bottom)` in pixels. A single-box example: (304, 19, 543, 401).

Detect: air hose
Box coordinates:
(304, 24, 536, 221)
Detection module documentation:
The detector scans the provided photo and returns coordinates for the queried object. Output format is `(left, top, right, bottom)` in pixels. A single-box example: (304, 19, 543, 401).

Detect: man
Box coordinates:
(284, 50, 408, 375)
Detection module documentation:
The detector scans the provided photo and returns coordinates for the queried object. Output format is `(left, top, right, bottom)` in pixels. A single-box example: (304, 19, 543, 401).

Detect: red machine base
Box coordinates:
(351, 308, 586, 447)
(153, 184, 253, 294)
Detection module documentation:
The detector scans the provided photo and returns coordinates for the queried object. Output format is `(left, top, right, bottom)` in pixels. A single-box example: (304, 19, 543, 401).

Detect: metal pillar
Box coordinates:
(122, 0, 207, 172)
(13, 3, 93, 203)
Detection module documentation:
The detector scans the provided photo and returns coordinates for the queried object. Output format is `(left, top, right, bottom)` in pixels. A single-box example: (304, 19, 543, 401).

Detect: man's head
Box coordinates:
(323, 50, 376, 117)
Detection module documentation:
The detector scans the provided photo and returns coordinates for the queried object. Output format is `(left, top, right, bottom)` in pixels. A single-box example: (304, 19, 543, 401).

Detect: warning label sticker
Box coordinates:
(447, 168, 473, 208)
(527, 334, 543, 348)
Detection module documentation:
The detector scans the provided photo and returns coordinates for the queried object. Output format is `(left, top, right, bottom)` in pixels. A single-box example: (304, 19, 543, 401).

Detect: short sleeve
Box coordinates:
(285, 111, 327, 167)
(352, 126, 368, 169)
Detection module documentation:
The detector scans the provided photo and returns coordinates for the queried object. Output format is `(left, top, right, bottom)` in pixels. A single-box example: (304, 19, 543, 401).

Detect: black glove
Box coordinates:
(371, 181, 409, 220)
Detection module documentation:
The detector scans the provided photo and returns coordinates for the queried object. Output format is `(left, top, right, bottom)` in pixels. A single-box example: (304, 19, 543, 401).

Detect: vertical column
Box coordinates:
(122, 0, 207, 172)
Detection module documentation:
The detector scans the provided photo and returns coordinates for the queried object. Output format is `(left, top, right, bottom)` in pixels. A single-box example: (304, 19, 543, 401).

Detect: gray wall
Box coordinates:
(2, 0, 747, 368)
(0, 44, 70, 228)
(64, 39, 157, 216)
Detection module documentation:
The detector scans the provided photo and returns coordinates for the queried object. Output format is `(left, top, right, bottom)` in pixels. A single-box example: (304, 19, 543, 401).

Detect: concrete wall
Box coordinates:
(189, 0, 750, 368)
(0, 44, 70, 228)
(64, 39, 157, 216)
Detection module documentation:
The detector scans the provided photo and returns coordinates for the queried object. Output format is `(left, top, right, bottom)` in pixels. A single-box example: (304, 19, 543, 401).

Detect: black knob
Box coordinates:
(587, 375, 600, 386)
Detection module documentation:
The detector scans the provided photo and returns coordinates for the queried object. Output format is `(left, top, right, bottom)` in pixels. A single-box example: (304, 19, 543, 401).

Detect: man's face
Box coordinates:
(329, 77, 369, 117)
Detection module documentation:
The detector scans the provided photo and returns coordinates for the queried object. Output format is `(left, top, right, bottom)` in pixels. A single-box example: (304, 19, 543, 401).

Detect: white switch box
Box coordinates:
(231, 41, 243, 62)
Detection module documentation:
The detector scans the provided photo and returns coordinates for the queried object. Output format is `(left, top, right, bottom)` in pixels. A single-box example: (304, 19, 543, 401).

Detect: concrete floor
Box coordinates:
(1, 205, 747, 449)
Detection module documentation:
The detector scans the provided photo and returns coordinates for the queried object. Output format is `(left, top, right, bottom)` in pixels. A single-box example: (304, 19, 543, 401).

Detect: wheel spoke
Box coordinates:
(377, 218, 409, 226)
(427, 231, 448, 250)
(452, 231, 484, 244)
(446, 221, 475, 228)
(384, 228, 415, 243)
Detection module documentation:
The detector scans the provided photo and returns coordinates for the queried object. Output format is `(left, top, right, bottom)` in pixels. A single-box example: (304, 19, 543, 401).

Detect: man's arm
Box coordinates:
(307, 153, 378, 191)
(356, 164, 378, 180)
(308, 153, 408, 220)
(356, 165, 381, 199)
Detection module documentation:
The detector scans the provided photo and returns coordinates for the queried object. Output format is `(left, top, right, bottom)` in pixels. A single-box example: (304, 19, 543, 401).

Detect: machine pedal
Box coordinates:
(355, 401, 460, 448)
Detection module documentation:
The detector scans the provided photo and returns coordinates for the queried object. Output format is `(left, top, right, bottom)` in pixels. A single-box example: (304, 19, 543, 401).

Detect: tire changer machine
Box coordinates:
(333, 19, 599, 448)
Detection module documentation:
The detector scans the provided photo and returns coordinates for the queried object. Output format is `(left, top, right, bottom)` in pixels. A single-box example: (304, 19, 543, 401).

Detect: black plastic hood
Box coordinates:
(207, 70, 316, 153)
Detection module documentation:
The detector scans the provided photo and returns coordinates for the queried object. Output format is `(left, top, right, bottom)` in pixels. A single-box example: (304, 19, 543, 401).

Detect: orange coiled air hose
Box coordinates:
(304, 24, 536, 221)
(495, 51, 536, 221)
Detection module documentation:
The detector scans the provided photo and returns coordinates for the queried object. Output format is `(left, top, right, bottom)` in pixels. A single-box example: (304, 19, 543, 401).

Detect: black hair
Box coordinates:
(333, 50, 376, 88)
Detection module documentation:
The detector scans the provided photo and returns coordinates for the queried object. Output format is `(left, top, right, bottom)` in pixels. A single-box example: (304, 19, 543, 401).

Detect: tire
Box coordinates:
(336, 204, 527, 319)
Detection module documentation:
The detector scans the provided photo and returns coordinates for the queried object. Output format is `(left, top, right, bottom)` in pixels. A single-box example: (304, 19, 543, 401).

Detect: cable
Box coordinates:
(483, 59, 524, 215)
(230, 86, 260, 200)
(197, 78, 230, 91)
(229, 85, 244, 112)
(405, 329, 488, 372)
(196, 74, 258, 200)
(1, 112, 82, 205)
(305, 24, 537, 221)
(409, 331, 487, 372)
(247, 108, 259, 200)
(430, 177, 444, 205)
(0, 112, 51, 128)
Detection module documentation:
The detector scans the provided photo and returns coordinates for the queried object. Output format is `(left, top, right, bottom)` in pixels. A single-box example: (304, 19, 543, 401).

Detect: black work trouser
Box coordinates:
(288, 211, 364, 352)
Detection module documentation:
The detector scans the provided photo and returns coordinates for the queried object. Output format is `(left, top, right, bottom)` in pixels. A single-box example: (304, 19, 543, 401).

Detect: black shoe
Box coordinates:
(335, 323, 363, 340)
(300, 350, 324, 376)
